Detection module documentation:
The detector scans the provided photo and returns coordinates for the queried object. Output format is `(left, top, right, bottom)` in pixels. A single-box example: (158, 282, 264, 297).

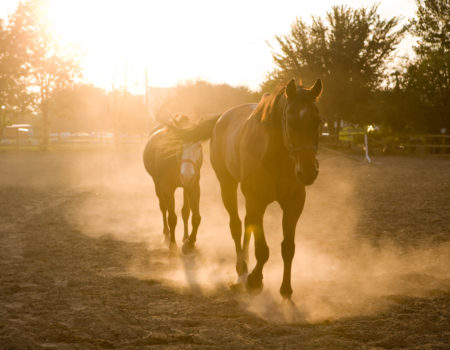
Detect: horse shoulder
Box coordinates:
(211, 104, 257, 182)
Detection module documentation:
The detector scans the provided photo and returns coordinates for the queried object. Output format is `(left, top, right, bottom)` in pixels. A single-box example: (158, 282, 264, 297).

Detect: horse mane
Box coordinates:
(251, 87, 286, 126)
(252, 79, 317, 126)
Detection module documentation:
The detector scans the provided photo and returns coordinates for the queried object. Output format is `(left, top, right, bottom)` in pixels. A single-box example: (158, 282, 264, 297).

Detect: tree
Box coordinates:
(402, 0, 450, 133)
(158, 80, 260, 120)
(9, 0, 81, 149)
(264, 4, 404, 135)
(409, 0, 449, 56)
(0, 17, 32, 136)
(49, 84, 110, 133)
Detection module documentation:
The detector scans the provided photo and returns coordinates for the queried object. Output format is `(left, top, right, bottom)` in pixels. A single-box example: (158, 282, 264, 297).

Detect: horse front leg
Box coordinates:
(181, 190, 190, 243)
(245, 197, 268, 293)
(219, 178, 247, 282)
(182, 184, 201, 255)
(279, 190, 305, 299)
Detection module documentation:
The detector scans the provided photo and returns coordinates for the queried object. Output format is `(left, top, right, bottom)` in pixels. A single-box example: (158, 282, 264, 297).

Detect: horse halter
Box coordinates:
(178, 142, 202, 169)
(281, 102, 319, 155)
(180, 158, 197, 167)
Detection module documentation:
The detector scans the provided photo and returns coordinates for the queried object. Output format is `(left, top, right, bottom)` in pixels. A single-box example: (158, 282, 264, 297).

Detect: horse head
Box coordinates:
(283, 78, 323, 186)
(179, 142, 203, 187)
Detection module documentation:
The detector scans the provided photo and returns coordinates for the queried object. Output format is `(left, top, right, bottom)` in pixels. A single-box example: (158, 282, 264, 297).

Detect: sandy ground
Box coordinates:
(0, 145, 449, 349)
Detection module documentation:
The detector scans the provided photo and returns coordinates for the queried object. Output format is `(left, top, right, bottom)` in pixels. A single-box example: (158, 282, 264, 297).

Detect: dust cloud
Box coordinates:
(64, 146, 450, 323)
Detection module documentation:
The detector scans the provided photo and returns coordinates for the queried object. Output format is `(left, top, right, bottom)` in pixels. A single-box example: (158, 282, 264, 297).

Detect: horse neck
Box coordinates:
(256, 91, 286, 147)
(246, 93, 291, 164)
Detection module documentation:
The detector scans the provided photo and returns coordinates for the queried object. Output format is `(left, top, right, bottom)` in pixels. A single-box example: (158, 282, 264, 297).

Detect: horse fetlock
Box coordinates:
(243, 248, 249, 264)
(237, 272, 248, 285)
(280, 283, 293, 299)
(181, 240, 196, 255)
(168, 242, 179, 257)
(236, 259, 248, 276)
(256, 244, 269, 264)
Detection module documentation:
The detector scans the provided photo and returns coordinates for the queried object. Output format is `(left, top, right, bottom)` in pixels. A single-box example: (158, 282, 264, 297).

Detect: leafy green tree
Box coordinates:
(401, 0, 450, 133)
(409, 0, 449, 56)
(264, 4, 404, 135)
(0, 17, 32, 136)
(9, 0, 81, 149)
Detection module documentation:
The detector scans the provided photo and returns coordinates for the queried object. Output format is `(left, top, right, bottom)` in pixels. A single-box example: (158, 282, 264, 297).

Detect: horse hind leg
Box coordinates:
(158, 198, 170, 245)
(181, 190, 190, 243)
(163, 190, 178, 255)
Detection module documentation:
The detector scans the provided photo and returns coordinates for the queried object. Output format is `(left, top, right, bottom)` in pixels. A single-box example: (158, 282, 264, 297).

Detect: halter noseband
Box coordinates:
(180, 158, 197, 167)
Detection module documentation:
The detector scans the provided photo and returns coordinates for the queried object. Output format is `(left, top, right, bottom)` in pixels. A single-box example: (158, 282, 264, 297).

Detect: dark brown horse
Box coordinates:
(210, 78, 323, 298)
(143, 114, 204, 254)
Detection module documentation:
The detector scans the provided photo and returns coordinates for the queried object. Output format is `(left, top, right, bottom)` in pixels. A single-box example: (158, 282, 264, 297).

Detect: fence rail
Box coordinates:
(322, 133, 450, 155)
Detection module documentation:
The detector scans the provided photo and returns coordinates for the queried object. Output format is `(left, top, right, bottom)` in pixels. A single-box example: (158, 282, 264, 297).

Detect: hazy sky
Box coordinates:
(1, 0, 418, 92)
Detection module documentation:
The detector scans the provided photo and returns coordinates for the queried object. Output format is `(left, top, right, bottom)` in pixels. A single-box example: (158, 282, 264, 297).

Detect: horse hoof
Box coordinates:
(168, 243, 179, 257)
(163, 234, 170, 246)
(246, 273, 263, 295)
(280, 285, 293, 300)
(229, 273, 248, 293)
(230, 282, 245, 293)
(181, 241, 196, 255)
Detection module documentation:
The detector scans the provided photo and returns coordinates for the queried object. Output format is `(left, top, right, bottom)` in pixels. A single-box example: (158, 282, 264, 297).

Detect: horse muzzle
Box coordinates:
(180, 162, 196, 187)
(295, 159, 319, 186)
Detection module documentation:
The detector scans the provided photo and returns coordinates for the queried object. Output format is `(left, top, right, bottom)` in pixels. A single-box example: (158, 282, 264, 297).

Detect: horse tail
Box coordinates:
(174, 115, 221, 143)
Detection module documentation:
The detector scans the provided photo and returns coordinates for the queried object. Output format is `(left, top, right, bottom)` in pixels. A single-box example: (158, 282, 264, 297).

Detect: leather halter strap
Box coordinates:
(180, 158, 197, 167)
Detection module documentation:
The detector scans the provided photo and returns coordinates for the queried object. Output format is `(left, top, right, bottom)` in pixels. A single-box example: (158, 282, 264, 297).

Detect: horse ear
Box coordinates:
(310, 79, 322, 99)
(285, 78, 297, 100)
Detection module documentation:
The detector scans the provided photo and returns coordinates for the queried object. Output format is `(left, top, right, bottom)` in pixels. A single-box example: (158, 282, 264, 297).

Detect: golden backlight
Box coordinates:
(47, 0, 200, 91)
(36, 0, 416, 92)
(45, 0, 276, 92)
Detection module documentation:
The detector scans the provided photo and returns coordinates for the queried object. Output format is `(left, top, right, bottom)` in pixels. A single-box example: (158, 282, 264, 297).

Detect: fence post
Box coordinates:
(364, 133, 371, 163)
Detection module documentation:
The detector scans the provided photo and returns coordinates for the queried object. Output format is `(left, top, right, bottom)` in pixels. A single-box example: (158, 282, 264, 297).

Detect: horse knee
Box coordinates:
(281, 241, 295, 262)
(168, 213, 177, 228)
(181, 206, 190, 221)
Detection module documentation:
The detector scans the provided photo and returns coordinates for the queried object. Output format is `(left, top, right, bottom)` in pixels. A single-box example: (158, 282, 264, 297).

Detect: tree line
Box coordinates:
(264, 1, 449, 135)
(0, 0, 449, 149)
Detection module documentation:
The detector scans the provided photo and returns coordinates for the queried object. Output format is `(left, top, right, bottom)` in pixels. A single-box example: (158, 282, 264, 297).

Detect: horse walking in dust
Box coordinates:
(210, 78, 323, 298)
(143, 114, 205, 255)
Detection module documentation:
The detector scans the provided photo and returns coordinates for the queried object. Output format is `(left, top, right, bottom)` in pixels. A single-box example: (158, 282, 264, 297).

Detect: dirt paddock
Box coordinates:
(1, 146, 449, 349)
